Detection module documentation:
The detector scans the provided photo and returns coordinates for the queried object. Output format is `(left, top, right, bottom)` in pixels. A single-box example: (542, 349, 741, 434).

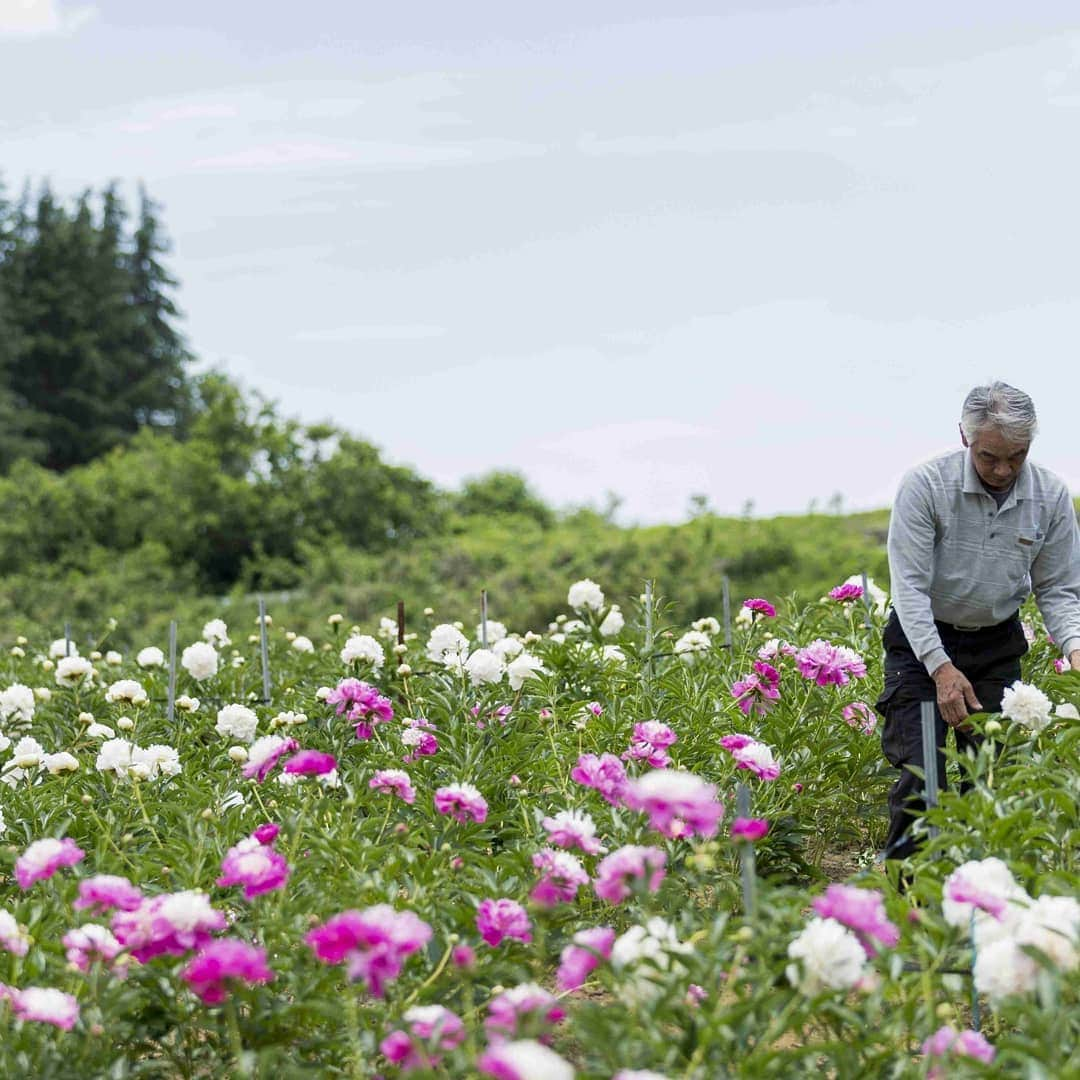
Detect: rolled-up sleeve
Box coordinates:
(1031, 489, 1080, 658)
(888, 469, 950, 675)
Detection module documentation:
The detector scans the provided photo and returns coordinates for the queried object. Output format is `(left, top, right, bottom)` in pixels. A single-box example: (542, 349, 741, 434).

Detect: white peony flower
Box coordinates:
(291, 636, 314, 654)
(787, 918, 867, 993)
(426, 624, 469, 663)
(568, 579, 605, 611)
(55, 656, 94, 687)
(492, 636, 524, 660)
(1014, 894, 1079, 972)
(95, 738, 134, 775)
(176, 695, 200, 713)
(136, 646, 165, 668)
(463, 649, 504, 687)
(1054, 701, 1080, 720)
(41, 752, 79, 775)
(216, 704, 259, 743)
(376, 616, 398, 641)
(943, 857, 1028, 941)
(271, 710, 307, 728)
(506, 653, 546, 691)
(1001, 680, 1053, 733)
(735, 606, 754, 628)
(480, 1040, 574, 1080)
(599, 606, 625, 637)
(33, 687, 52, 702)
(611, 917, 692, 1006)
(674, 630, 711, 664)
(105, 679, 148, 706)
(601, 645, 627, 665)
(692, 616, 721, 636)
(105, 650, 123, 666)
(202, 619, 230, 647)
(0, 684, 35, 726)
(132, 744, 182, 779)
(8, 736, 45, 770)
(48, 638, 79, 659)
(475, 619, 507, 644)
(86, 723, 115, 739)
(181, 642, 218, 681)
(973, 937, 1039, 1001)
(340, 634, 385, 670)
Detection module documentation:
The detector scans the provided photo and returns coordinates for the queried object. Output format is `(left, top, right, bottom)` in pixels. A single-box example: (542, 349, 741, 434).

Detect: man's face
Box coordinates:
(961, 426, 1030, 492)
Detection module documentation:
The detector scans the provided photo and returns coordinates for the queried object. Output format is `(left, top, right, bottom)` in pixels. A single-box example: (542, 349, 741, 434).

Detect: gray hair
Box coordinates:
(960, 381, 1038, 444)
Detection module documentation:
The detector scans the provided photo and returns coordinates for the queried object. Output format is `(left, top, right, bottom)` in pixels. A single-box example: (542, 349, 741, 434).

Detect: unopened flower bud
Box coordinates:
(397, 664, 412, 676)
(200, 808, 215, 821)
(423, 607, 434, 616)
(393, 643, 408, 656)
(9, 646, 24, 658)
(228, 746, 249, 763)
(90, 650, 102, 661)
(984, 719, 1002, 735)
(15, 635, 27, 645)
(78, 711, 94, 725)
(285, 631, 296, 641)
(117, 716, 134, 731)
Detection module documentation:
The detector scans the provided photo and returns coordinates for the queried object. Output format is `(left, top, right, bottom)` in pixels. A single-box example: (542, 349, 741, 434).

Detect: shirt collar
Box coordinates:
(962, 449, 1033, 506)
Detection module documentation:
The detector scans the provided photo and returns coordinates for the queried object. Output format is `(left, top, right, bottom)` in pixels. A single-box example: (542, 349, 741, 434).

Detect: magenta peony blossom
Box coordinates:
(622, 720, 678, 768)
(252, 822, 280, 845)
(111, 890, 227, 963)
(217, 838, 290, 900)
(730, 817, 770, 842)
(485, 983, 566, 1043)
(282, 749, 337, 775)
(181, 938, 274, 1004)
(556, 925, 616, 991)
(11, 987, 80, 1030)
(327, 678, 394, 740)
(62, 924, 128, 975)
(570, 753, 629, 805)
(381, 1005, 466, 1072)
(730, 673, 781, 717)
(623, 769, 724, 839)
(434, 782, 488, 823)
(306, 905, 432, 998)
(370, 768, 417, 805)
(812, 884, 900, 956)
(593, 845, 667, 904)
(829, 583, 864, 602)
(795, 640, 867, 688)
(476, 898, 532, 947)
(743, 598, 776, 617)
(541, 809, 605, 855)
(720, 734, 781, 781)
(451, 944, 476, 969)
(402, 720, 439, 763)
(243, 736, 299, 782)
(530, 848, 589, 907)
(16, 837, 85, 890)
(73, 874, 144, 915)
(922, 1026, 996, 1077)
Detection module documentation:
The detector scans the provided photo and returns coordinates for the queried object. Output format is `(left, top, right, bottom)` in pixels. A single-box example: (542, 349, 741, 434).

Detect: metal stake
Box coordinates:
(736, 782, 757, 918)
(167, 620, 177, 724)
(920, 700, 940, 840)
(722, 577, 732, 649)
(258, 596, 271, 704)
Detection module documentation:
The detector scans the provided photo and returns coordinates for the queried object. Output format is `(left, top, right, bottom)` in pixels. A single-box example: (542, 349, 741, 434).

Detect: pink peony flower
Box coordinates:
(743, 598, 776, 617)
(11, 987, 80, 1030)
(622, 720, 678, 768)
(326, 678, 394, 740)
(62, 924, 128, 975)
(181, 938, 274, 1004)
(1054, 657, 1069, 674)
(485, 983, 565, 1043)
(401, 722, 439, 763)
(730, 673, 781, 717)
(730, 817, 770, 842)
(370, 768, 417, 804)
(541, 809, 605, 855)
(593, 845, 667, 904)
(306, 905, 432, 998)
(720, 734, 781, 781)
(943, 872, 1009, 921)
(434, 782, 488, 824)
(622, 770, 724, 839)
(16, 837, 86, 890)
(530, 848, 589, 907)
(242, 736, 299, 782)
(570, 753, 629, 805)
(556, 926, 616, 991)
(282, 749, 337, 775)
(381, 1005, 466, 1072)
(73, 874, 144, 915)
(217, 838, 290, 900)
(478, 1040, 575, 1080)
(795, 640, 867, 687)
(841, 702, 877, 735)
(812, 884, 900, 956)
(476, 898, 532, 947)
(252, 822, 280, 845)
(758, 638, 798, 661)
(111, 890, 227, 963)
(451, 943, 476, 969)
(829, 583, 864, 602)
(922, 1026, 996, 1077)
(0, 912, 29, 956)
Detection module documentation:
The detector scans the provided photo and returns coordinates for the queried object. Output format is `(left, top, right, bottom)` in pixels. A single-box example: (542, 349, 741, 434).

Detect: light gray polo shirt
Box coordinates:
(887, 448, 1080, 674)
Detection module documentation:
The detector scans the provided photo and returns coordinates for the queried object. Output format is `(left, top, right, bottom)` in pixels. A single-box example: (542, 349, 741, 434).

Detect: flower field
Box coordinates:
(0, 578, 1076, 1078)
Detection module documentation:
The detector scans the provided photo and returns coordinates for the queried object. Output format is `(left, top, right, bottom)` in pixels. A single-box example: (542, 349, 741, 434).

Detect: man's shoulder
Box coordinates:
(899, 449, 965, 490)
(1024, 459, 1071, 502)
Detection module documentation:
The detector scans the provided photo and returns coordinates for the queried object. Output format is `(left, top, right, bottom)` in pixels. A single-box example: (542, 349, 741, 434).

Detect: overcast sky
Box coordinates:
(3, 0, 1080, 523)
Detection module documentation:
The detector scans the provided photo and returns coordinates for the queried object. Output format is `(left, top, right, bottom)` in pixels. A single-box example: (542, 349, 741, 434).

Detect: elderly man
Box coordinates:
(877, 381, 1080, 863)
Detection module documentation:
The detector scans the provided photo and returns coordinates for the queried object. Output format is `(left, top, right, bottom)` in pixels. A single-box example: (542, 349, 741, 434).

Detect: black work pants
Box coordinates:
(875, 610, 1026, 862)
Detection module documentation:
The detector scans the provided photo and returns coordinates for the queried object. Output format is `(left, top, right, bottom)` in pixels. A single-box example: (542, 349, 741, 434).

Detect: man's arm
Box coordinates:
(888, 469, 981, 727)
(1030, 488, 1080, 669)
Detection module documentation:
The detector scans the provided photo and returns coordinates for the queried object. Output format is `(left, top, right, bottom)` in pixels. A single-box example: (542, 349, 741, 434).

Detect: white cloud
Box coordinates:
(0, 0, 97, 37)
(120, 102, 240, 134)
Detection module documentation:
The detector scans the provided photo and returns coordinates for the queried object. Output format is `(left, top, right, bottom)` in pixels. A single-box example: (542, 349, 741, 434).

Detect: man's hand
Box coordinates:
(931, 661, 982, 730)
(1069, 650, 1080, 671)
